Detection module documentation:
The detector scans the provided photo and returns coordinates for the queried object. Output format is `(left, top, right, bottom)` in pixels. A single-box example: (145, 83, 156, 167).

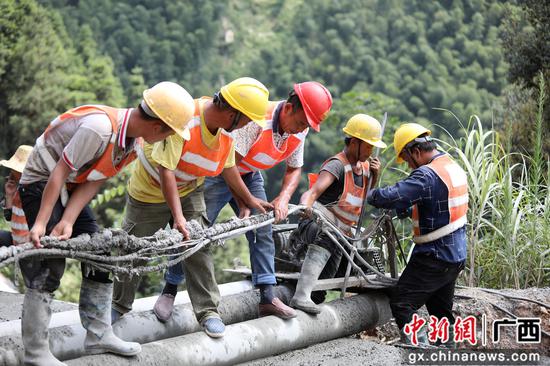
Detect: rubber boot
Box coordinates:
(21, 288, 67, 366)
(79, 278, 142, 356)
(289, 244, 331, 314)
(436, 327, 457, 349)
(445, 328, 457, 349)
(399, 326, 429, 347)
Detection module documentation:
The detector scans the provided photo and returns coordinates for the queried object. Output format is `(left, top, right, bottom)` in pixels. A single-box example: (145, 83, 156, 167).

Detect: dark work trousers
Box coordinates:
(0, 230, 12, 247)
(391, 252, 465, 329)
(18, 182, 109, 293)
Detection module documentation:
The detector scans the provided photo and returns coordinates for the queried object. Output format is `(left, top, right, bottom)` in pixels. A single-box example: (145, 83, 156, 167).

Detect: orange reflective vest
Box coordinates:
(412, 154, 468, 244)
(237, 102, 307, 175)
(137, 98, 233, 186)
(42, 105, 136, 183)
(10, 192, 29, 245)
(308, 152, 370, 226)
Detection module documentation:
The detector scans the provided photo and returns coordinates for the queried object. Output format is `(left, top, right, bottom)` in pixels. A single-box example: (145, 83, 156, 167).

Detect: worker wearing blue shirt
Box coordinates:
(368, 123, 468, 347)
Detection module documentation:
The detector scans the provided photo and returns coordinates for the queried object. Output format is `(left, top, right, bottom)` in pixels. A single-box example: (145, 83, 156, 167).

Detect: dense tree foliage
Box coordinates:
(40, 0, 225, 97)
(500, 0, 550, 158)
(0, 0, 124, 161)
(240, 0, 509, 131)
(39, 0, 510, 127)
(35, 0, 515, 199)
(502, 0, 549, 89)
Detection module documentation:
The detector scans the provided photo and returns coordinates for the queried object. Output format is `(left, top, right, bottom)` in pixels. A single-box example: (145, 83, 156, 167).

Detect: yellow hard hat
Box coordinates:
(0, 145, 33, 173)
(142, 81, 195, 140)
(393, 123, 432, 163)
(342, 114, 387, 148)
(220, 77, 269, 127)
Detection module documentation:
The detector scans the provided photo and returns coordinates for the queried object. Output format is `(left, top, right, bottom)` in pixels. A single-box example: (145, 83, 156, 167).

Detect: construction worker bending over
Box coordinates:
(112, 77, 272, 338)
(17, 81, 192, 366)
(0, 145, 32, 246)
(367, 123, 467, 346)
(153, 81, 333, 321)
(290, 114, 385, 314)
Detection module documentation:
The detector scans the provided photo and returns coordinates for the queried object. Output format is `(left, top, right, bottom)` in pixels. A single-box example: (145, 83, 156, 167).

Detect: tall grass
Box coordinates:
(447, 73, 549, 289)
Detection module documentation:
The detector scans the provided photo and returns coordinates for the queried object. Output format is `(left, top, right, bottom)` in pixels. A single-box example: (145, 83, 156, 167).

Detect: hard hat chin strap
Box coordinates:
(226, 110, 242, 132)
(214, 91, 244, 132)
(404, 148, 420, 169)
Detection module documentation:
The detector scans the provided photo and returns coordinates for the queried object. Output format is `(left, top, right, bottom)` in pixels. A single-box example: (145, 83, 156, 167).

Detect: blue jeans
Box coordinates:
(165, 172, 276, 286)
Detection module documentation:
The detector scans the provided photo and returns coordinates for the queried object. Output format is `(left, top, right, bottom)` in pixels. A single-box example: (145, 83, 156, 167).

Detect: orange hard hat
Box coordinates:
(293, 81, 333, 132)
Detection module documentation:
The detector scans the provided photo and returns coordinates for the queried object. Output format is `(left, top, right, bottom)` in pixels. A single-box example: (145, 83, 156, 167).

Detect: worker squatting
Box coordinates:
(0, 77, 467, 365)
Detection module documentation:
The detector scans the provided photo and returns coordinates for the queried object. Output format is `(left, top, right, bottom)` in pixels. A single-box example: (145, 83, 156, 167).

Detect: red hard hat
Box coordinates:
(293, 81, 333, 132)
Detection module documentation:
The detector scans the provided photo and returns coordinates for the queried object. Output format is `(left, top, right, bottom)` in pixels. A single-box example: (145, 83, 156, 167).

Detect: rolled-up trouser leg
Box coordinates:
(235, 172, 277, 286)
(164, 185, 211, 289)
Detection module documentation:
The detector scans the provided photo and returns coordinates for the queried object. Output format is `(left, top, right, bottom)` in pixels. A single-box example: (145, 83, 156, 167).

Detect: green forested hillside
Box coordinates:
(0, 0, 124, 159)
(28, 0, 513, 197)
(40, 0, 509, 127)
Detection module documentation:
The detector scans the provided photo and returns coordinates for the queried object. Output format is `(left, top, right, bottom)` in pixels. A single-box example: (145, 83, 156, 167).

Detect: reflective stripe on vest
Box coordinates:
(412, 154, 469, 244)
(175, 117, 232, 182)
(237, 102, 307, 174)
(310, 152, 369, 227)
(42, 105, 136, 184)
(135, 143, 161, 183)
(137, 99, 233, 187)
(10, 192, 29, 245)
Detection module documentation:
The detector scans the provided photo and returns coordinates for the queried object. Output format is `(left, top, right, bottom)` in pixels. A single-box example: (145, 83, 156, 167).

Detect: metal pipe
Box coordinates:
(66, 291, 391, 366)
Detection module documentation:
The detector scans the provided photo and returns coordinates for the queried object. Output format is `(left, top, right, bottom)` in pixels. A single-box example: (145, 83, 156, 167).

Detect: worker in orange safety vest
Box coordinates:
(111, 77, 274, 339)
(17, 81, 194, 365)
(289, 114, 385, 314)
(152, 81, 334, 322)
(367, 123, 468, 347)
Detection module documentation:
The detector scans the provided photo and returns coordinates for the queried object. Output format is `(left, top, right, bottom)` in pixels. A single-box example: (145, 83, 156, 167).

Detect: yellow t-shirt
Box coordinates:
(128, 105, 235, 203)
